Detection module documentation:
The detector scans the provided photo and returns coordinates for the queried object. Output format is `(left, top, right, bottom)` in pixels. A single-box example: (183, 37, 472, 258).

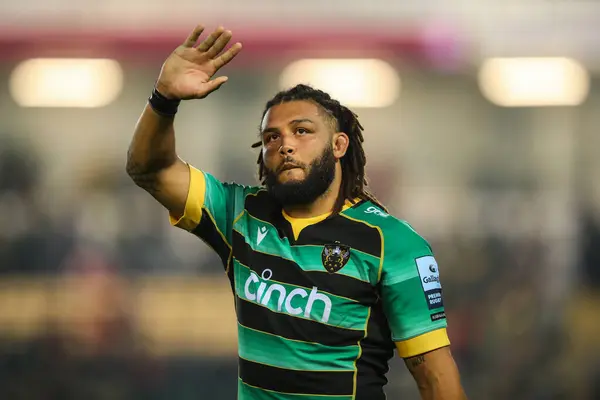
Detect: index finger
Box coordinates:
(183, 25, 205, 47)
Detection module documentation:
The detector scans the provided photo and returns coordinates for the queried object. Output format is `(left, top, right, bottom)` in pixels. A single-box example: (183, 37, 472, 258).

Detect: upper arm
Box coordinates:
(128, 156, 190, 218)
(378, 222, 465, 398)
(379, 222, 449, 358)
(153, 158, 191, 218)
(404, 346, 456, 381)
(404, 347, 466, 399)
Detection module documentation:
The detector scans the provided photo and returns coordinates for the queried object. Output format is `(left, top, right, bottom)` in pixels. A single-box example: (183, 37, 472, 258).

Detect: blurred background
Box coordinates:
(0, 1, 599, 399)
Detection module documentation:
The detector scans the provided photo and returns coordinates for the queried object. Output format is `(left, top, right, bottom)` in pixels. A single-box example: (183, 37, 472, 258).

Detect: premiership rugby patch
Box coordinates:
(415, 256, 444, 310)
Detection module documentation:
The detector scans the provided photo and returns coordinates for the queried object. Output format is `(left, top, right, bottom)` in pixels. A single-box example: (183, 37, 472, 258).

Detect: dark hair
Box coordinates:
(252, 84, 386, 215)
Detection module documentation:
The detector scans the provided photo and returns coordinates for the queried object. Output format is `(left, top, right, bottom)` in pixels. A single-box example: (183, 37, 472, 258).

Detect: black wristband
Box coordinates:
(148, 88, 181, 117)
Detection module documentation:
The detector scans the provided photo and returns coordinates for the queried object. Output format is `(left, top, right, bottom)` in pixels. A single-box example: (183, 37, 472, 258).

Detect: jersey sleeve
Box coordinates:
(379, 222, 450, 358)
(169, 164, 251, 266)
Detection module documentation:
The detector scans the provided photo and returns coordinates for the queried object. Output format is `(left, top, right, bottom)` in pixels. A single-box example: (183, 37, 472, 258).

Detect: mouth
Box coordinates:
(279, 163, 301, 173)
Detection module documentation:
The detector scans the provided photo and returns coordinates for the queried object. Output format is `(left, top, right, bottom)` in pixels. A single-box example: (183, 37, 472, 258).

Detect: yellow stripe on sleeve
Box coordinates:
(169, 165, 206, 231)
(395, 328, 450, 358)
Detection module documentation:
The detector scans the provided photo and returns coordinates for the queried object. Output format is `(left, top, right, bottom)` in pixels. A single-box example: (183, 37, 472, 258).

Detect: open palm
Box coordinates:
(156, 25, 242, 100)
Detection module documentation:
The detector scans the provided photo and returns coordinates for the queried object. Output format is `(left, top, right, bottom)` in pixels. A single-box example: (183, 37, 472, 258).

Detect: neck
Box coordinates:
(282, 167, 343, 219)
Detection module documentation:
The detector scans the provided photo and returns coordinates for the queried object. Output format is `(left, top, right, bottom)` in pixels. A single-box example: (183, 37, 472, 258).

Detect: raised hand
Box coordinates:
(155, 25, 242, 100)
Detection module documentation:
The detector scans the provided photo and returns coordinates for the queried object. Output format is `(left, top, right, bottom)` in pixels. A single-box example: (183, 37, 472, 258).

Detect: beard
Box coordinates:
(264, 145, 336, 207)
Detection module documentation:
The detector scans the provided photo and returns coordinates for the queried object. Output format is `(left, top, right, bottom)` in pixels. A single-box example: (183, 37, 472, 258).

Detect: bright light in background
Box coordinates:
(280, 59, 400, 108)
(9, 58, 124, 108)
(478, 57, 589, 107)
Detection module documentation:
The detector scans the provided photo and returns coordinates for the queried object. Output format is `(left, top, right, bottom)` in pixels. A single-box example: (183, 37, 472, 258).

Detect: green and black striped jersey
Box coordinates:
(170, 166, 450, 400)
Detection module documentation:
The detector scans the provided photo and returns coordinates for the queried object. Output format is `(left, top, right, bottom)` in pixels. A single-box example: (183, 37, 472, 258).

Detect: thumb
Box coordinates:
(196, 76, 228, 98)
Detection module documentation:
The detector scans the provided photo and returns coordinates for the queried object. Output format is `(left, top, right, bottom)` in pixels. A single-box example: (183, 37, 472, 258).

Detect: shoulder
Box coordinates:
(202, 171, 263, 197)
(345, 202, 429, 244)
(343, 201, 432, 257)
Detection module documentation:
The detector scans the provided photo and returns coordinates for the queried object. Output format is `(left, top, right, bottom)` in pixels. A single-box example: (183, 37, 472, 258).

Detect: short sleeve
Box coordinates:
(379, 222, 450, 358)
(169, 164, 255, 266)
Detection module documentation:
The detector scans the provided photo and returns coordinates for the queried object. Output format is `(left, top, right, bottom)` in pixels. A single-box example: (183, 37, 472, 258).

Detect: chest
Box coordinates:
(231, 213, 381, 314)
(237, 212, 379, 276)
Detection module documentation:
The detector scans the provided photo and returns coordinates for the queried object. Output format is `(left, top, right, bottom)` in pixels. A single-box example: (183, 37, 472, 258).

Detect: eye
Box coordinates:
(296, 127, 309, 135)
(265, 133, 279, 144)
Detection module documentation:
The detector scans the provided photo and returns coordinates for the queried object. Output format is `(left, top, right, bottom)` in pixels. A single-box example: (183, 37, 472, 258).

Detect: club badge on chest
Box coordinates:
(321, 242, 351, 273)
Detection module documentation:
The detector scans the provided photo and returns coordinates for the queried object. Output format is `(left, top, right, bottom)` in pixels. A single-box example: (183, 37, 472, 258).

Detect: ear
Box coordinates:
(332, 132, 349, 159)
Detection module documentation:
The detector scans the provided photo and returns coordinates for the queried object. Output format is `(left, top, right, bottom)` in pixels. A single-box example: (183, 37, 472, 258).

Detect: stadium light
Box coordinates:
(9, 58, 124, 108)
(279, 59, 400, 108)
(478, 57, 589, 107)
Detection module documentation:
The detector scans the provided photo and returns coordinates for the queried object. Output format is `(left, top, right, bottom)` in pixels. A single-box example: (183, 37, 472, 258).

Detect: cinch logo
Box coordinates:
(365, 206, 388, 217)
(244, 269, 332, 323)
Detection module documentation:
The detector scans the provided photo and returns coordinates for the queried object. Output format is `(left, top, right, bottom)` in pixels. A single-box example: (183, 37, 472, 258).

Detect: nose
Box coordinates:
(279, 140, 296, 156)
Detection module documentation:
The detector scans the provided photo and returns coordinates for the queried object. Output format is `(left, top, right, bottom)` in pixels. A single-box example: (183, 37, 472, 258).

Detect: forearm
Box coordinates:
(416, 370, 467, 400)
(125, 24, 239, 218)
(126, 104, 178, 186)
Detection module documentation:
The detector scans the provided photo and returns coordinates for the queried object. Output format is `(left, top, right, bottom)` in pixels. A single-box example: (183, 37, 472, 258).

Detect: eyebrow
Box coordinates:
(261, 118, 315, 135)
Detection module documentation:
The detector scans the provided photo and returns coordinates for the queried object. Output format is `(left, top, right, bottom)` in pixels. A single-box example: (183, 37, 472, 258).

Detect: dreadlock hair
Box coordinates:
(251, 84, 387, 215)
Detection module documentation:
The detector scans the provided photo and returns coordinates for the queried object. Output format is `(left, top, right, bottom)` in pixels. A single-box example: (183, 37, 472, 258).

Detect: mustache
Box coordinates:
(277, 157, 305, 173)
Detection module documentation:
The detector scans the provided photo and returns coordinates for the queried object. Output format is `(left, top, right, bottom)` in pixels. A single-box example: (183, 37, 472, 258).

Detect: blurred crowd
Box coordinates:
(0, 134, 598, 400)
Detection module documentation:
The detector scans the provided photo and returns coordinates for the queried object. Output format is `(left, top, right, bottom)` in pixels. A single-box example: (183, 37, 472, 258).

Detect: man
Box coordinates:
(127, 24, 467, 400)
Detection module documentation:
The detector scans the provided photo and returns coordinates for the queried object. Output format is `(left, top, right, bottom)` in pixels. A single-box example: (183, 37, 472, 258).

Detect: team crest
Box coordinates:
(321, 243, 351, 273)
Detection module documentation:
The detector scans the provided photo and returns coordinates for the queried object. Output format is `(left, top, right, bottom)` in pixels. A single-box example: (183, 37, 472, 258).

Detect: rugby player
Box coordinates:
(127, 24, 467, 400)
